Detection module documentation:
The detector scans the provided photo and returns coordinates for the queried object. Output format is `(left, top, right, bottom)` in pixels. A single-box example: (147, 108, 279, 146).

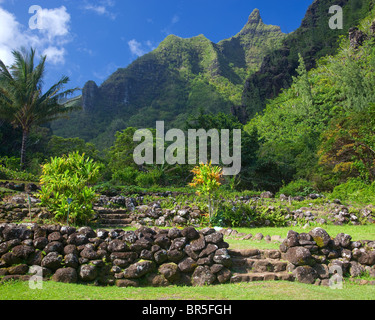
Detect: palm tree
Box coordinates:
(0, 47, 79, 168)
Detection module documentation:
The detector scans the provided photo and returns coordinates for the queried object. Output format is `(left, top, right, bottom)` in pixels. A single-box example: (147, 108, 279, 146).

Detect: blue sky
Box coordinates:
(0, 0, 313, 93)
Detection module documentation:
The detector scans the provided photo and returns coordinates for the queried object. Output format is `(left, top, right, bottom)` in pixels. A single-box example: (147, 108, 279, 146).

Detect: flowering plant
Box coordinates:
(189, 162, 223, 219)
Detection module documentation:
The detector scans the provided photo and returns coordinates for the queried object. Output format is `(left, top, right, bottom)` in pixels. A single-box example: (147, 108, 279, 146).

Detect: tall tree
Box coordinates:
(0, 48, 79, 168)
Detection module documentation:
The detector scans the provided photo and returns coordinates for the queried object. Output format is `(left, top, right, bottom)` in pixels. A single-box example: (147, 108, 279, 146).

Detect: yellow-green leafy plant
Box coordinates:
(188, 162, 223, 220)
(38, 152, 102, 226)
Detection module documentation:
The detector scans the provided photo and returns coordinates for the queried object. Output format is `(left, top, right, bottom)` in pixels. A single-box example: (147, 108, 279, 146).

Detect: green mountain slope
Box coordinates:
(244, 7, 375, 191)
(51, 9, 286, 149)
(241, 0, 374, 120)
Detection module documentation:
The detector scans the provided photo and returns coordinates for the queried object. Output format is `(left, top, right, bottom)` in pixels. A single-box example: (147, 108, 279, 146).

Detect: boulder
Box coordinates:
(64, 253, 79, 269)
(333, 233, 352, 248)
(181, 227, 199, 240)
(178, 257, 198, 273)
(312, 263, 329, 279)
(123, 260, 155, 279)
(107, 239, 128, 253)
(11, 245, 35, 260)
(8, 264, 29, 275)
(146, 273, 170, 287)
(293, 266, 318, 284)
(67, 233, 89, 246)
(2, 224, 32, 241)
(213, 248, 232, 268)
(60, 226, 76, 236)
(205, 232, 223, 244)
(153, 249, 168, 265)
(116, 279, 139, 287)
(158, 263, 180, 283)
(260, 191, 274, 198)
(190, 234, 206, 252)
(285, 246, 314, 266)
(167, 249, 185, 263)
(154, 235, 171, 249)
(168, 228, 182, 239)
(352, 248, 375, 266)
(41, 252, 63, 270)
(48, 232, 63, 242)
(122, 231, 137, 244)
(199, 244, 218, 258)
(192, 266, 216, 286)
(309, 228, 331, 248)
(44, 241, 64, 254)
(33, 237, 48, 250)
(52, 268, 78, 283)
(77, 227, 96, 239)
(170, 237, 187, 251)
(349, 261, 365, 277)
(79, 264, 98, 282)
(216, 268, 232, 284)
(80, 248, 100, 260)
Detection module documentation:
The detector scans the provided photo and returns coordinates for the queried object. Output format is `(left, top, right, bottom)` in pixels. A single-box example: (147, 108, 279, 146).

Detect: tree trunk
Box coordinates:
(20, 130, 28, 170)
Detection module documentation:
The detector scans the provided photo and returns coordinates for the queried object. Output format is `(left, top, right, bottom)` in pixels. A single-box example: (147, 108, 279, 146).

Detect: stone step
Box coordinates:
(231, 258, 288, 273)
(97, 224, 130, 229)
(230, 272, 295, 283)
(99, 213, 130, 219)
(99, 217, 132, 224)
(94, 208, 129, 215)
(228, 249, 282, 260)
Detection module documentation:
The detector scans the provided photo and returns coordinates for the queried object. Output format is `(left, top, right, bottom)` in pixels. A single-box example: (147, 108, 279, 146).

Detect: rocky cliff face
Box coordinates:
(82, 80, 99, 112)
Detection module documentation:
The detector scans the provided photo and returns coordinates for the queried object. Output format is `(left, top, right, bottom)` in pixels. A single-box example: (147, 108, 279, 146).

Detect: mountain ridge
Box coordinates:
(52, 9, 286, 148)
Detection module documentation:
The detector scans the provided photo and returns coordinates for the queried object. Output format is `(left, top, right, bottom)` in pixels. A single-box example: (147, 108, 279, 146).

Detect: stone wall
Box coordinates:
(0, 224, 374, 287)
(280, 227, 375, 285)
(0, 223, 232, 287)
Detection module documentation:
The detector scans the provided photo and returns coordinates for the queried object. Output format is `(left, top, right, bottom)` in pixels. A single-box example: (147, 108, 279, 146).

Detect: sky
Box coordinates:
(0, 0, 313, 93)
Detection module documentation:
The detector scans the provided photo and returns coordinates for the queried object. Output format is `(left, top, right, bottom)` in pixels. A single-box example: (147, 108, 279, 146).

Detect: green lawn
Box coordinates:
(0, 279, 374, 300)
(224, 224, 375, 250)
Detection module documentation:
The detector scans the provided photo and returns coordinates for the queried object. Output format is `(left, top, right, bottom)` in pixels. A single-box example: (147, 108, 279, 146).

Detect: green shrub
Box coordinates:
(112, 167, 139, 185)
(0, 165, 38, 182)
(0, 156, 20, 171)
(135, 168, 163, 188)
(329, 178, 375, 204)
(212, 201, 290, 228)
(38, 152, 102, 226)
(278, 179, 317, 197)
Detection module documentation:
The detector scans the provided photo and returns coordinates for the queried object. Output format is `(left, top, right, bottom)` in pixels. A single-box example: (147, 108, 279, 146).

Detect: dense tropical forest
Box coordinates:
(1, 0, 375, 207)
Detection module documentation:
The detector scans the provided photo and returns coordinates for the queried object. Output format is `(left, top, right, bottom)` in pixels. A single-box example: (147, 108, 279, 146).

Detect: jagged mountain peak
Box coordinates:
(247, 8, 262, 24)
(236, 8, 280, 36)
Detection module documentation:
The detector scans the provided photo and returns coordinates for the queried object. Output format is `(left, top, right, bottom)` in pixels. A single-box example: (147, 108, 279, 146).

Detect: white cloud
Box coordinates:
(128, 39, 145, 57)
(171, 15, 180, 25)
(0, 6, 71, 66)
(83, 0, 116, 20)
(37, 6, 71, 41)
(42, 46, 66, 65)
(127, 39, 156, 57)
(162, 14, 181, 35)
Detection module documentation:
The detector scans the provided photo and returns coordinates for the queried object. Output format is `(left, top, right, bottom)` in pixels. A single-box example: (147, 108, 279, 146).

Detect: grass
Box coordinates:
(225, 225, 375, 250)
(0, 279, 374, 301)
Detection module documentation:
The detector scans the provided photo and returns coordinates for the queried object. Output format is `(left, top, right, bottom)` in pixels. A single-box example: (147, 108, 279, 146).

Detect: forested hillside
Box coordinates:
(244, 8, 375, 194)
(241, 0, 373, 120)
